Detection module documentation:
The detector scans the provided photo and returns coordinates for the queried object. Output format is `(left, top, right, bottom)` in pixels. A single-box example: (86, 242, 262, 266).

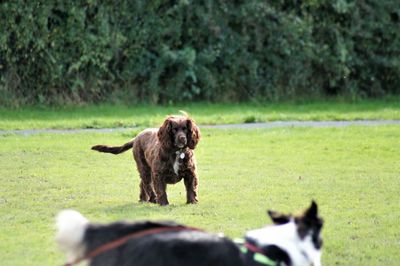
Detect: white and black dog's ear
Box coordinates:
(55, 210, 89, 263)
(301, 200, 323, 230)
(304, 200, 318, 220)
(267, 210, 291, 225)
(295, 200, 324, 249)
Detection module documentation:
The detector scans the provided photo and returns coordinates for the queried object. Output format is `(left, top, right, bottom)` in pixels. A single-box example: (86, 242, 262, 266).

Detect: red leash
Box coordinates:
(244, 241, 266, 254)
(64, 226, 202, 266)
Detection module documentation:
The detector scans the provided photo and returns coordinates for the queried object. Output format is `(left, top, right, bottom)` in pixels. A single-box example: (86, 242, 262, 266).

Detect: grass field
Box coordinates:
(1, 99, 400, 130)
(0, 125, 399, 265)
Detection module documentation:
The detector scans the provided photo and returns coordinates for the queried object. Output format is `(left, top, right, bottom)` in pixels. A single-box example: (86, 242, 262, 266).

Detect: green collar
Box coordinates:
(234, 238, 277, 266)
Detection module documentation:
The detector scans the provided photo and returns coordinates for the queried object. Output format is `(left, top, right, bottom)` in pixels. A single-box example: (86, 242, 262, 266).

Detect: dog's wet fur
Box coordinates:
(91, 114, 200, 205)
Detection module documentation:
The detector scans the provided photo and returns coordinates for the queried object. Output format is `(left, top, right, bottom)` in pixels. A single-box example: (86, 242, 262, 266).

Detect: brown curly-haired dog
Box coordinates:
(91, 115, 201, 205)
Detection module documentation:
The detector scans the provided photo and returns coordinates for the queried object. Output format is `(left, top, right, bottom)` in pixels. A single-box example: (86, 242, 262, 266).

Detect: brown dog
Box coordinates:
(91, 115, 201, 205)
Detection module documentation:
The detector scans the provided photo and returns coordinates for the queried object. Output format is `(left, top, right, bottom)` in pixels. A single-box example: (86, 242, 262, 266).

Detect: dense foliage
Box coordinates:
(1, 0, 399, 106)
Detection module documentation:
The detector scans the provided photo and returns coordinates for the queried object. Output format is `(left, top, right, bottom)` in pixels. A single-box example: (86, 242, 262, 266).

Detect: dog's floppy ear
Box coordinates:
(158, 117, 173, 148)
(267, 210, 291, 225)
(187, 117, 201, 149)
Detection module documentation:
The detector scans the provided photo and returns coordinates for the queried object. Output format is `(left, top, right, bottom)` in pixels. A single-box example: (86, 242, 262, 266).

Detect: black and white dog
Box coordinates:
(56, 201, 323, 266)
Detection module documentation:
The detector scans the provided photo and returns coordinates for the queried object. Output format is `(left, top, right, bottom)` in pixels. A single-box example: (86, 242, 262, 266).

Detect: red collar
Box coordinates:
(63, 226, 202, 266)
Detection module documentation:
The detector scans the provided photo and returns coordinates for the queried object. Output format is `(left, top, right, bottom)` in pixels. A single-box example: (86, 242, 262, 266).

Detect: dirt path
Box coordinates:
(205, 120, 400, 129)
(1, 120, 399, 136)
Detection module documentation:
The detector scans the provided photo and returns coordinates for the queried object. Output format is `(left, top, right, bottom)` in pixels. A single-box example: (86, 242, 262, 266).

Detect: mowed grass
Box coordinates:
(0, 126, 399, 265)
(0, 99, 400, 130)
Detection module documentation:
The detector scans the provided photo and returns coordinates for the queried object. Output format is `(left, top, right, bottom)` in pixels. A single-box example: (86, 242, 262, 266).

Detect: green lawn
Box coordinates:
(1, 99, 399, 130)
(0, 125, 399, 265)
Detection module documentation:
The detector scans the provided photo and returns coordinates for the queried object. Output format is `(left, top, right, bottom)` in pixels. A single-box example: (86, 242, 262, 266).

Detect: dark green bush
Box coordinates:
(1, 0, 399, 106)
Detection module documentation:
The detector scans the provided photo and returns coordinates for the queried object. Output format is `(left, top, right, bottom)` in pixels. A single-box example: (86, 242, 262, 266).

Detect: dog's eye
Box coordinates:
(182, 127, 187, 131)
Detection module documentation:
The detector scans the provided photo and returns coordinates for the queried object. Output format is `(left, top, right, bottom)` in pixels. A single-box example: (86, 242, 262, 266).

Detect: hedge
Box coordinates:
(0, 0, 399, 106)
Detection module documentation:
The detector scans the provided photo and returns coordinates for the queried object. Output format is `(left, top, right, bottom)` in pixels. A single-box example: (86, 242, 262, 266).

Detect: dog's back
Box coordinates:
(56, 210, 243, 266)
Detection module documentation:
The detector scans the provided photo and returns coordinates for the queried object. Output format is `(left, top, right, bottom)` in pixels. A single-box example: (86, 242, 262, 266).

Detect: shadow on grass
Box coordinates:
(98, 201, 195, 219)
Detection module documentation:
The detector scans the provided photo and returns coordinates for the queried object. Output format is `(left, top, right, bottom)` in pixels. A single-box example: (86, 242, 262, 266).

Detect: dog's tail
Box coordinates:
(91, 139, 134, 155)
(56, 210, 88, 263)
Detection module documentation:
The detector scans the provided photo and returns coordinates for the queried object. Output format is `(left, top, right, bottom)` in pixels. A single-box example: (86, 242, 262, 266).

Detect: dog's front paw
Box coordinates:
(157, 197, 169, 206)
